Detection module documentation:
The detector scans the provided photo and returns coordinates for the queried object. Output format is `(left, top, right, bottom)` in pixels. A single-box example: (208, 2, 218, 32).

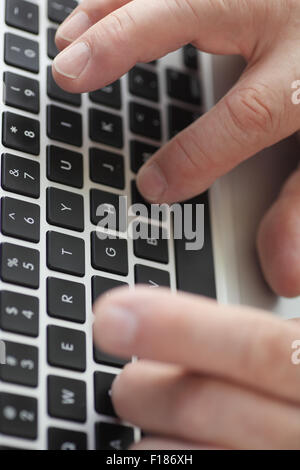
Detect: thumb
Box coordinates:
(137, 54, 300, 203)
(257, 165, 300, 298)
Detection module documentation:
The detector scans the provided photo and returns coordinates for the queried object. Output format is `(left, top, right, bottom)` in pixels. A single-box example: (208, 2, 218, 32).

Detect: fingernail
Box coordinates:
(56, 11, 92, 42)
(97, 306, 138, 348)
(137, 163, 167, 202)
(53, 41, 90, 79)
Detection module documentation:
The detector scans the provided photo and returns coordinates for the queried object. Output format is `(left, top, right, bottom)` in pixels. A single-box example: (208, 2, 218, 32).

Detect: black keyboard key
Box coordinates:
(47, 325, 86, 372)
(95, 422, 134, 450)
(129, 66, 159, 102)
(168, 104, 198, 138)
(0, 393, 37, 440)
(3, 72, 40, 114)
(91, 232, 128, 276)
(48, 375, 86, 423)
(130, 101, 161, 141)
(1, 153, 40, 198)
(48, 427, 87, 450)
(174, 192, 216, 298)
(92, 276, 128, 303)
(94, 347, 129, 369)
(166, 68, 201, 105)
(47, 105, 82, 147)
(4, 33, 39, 73)
(47, 277, 86, 324)
(130, 140, 159, 173)
(48, 0, 78, 24)
(135, 264, 170, 288)
(47, 27, 59, 59)
(6, 0, 39, 34)
(47, 145, 83, 189)
(89, 80, 121, 109)
(94, 372, 117, 417)
(1, 196, 40, 243)
(46, 187, 84, 232)
(0, 243, 40, 289)
(47, 66, 81, 107)
(89, 108, 123, 149)
(89, 147, 125, 190)
(2, 111, 40, 156)
(0, 341, 38, 388)
(183, 44, 198, 70)
(133, 222, 169, 264)
(47, 231, 85, 277)
(90, 188, 126, 232)
(0, 290, 39, 337)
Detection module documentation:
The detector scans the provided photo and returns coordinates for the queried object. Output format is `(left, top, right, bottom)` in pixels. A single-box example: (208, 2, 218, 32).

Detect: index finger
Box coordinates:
(93, 287, 300, 404)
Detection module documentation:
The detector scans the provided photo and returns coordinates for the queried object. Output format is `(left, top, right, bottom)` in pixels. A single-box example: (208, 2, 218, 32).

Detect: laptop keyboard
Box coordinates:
(0, 0, 216, 450)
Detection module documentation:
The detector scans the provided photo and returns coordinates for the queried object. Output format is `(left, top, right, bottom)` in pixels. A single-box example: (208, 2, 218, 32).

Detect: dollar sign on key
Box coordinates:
(5, 306, 18, 315)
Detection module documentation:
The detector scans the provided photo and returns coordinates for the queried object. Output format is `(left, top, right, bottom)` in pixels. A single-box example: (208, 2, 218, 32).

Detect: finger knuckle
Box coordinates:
(164, 0, 199, 25)
(105, 7, 136, 49)
(173, 127, 212, 174)
(88, 6, 136, 56)
(224, 84, 282, 147)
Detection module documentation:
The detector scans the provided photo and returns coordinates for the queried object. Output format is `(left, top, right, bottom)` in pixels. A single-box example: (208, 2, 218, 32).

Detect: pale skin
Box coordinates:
(53, 0, 300, 449)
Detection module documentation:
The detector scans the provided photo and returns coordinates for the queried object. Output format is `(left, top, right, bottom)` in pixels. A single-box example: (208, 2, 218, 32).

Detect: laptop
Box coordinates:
(0, 0, 299, 451)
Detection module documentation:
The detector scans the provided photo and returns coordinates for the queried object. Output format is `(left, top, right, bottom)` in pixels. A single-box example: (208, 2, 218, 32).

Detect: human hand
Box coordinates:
(53, 0, 300, 297)
(93, 287, 300, 450)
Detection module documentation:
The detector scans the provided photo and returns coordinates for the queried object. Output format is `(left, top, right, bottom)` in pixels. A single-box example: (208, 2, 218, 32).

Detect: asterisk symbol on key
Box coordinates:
(10, 126, 18, 134)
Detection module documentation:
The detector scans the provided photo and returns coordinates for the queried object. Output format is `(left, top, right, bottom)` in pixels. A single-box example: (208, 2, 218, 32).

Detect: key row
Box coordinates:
(5, 65, 197, 115)
(1, 152, 168, 223)
(0, 270, 169, 338)
(0, 327, 125, 384)
(0, 327, 109, 378)
(5, 37, 200, 107)
(0, 237, 170, 287)
(0, 337, 120, 407)
(49, 422, 134, 450)
(5, 38, 200, 108)
(2, 105, 160, 154)
(1, 192, 170, 261)
(0, 390, 133, 449)
(0, 266, 167, 340)
(2, 103, 199, 157)
(0, 144, 155, 196)
(0, 339, 124, 421)
(1, 198, 170, 285)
